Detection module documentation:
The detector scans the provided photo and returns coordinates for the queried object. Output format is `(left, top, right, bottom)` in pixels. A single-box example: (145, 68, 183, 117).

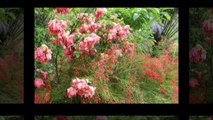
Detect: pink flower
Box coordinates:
(203, 19, 213, 34)
(64, 47, 75, 60)
(34, 78, 45, 88)
(56, 34, 64, 46)
(78, 85, 96, 98)
(67, 87, 77, 98)
(62, 34, 75, 48)
(48, 19, 67, 35)
(117, 25, 130, 41)
(189, 44, 207, 63)
(56, 32, 75, 48)
(78, 33, 100, 55)
(35, 44, 52, 63)
(90, 33, 101, 43)
(56, 8, 70, 14)
(107, 24, 130, 42)
(95, 8, 107, 21)
(189, 78, 199, 88)
(72, 78, 88, 90)
(67, 78, 96, 99)
(107, 29, 117, 43)
(88, 22, 101, 32)
(79, 24, 89, 34)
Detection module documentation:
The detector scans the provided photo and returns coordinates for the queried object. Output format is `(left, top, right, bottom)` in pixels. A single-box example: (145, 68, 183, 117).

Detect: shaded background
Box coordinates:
(0, 8, 24, 103)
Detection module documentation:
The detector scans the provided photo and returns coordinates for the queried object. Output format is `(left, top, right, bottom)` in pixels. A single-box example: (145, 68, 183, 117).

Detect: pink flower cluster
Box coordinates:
(78, 33, 101, 55)
(56, 32, 75, 60)
(34, 69, 48, 89)
(56, 8, 70, 14)
(95, 8, 107, 21)
(79, 22, 101, 34)
(77, 13, 94, 23)
(203, 19, 213, 34)
(48, 19, 68, 35)
(107, 23, 130, 43)
(67, 78, 96, 99)
(189, 44, 207, 63)
(189, 78, 199, 88)
(88, 22, 102, 32)
(57, 33, 75, 48)
(35, 44, 52, 63)
(64, 47, 75, 60)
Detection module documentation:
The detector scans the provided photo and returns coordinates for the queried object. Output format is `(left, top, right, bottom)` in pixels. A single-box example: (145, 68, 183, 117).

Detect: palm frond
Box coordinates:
(162, 13, 178, 41)
(4, 13, 24, 47)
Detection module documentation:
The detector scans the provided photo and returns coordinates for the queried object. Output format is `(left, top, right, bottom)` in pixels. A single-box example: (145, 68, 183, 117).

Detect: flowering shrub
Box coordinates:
(35, 8, 178, 104)
(189, 8, 213, 104)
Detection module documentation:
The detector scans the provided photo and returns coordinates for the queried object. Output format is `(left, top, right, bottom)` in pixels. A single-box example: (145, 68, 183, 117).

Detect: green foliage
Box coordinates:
(0, 8, 21, 25)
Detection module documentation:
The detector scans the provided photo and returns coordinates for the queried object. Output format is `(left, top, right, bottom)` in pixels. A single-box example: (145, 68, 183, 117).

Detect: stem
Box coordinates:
(55, 40, 60, 84)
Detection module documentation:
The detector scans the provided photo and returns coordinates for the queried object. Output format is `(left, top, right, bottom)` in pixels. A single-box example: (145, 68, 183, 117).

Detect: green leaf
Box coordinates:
(7, 12, 16, 20)
(74, 51, 82, 58)
(161, 12, 171, 20)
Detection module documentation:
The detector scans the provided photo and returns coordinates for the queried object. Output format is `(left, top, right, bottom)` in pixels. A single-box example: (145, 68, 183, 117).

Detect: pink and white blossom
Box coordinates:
(67, 87, 78, 98)
(189, 44, 207, 63)
(34, 78, 45, 88)
(67, 78, 96, 99)
(35, 44, 52, 63)
(48, 20, 67, 35)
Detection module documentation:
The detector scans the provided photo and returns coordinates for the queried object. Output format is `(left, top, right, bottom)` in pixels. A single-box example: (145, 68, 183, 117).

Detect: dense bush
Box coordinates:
(189, 8, 213, 104)
(34, 8, 178, 104)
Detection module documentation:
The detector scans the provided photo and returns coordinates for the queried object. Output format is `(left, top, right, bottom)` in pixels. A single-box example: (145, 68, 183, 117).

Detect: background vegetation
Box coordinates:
(0, 8, 24, 103)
